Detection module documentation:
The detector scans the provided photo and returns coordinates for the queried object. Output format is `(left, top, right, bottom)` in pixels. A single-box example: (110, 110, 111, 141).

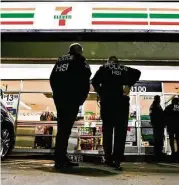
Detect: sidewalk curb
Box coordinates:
(8, 153, 178, 163)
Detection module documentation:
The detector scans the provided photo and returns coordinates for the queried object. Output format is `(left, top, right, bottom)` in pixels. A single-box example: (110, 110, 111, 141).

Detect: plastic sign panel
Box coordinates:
(1, 2, 179, 32)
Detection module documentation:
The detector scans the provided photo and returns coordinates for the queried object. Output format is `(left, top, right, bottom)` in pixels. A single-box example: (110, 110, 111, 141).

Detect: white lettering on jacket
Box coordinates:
(56, 63, 69, 72)
(104, 63, 128, 76)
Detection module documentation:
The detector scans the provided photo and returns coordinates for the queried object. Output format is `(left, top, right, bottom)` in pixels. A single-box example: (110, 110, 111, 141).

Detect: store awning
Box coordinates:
(1, 42, 179, 66)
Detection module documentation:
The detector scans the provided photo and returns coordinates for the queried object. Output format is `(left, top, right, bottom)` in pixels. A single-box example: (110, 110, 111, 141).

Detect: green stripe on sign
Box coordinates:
(92, 13, 148, 19)
(0, 13, 34, 18)
(150, 14, 179, 19)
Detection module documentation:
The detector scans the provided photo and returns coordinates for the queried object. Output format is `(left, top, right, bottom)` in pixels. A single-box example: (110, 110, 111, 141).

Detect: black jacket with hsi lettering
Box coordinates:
(50, 54, 91, 105)
(91, 63, 141, 101)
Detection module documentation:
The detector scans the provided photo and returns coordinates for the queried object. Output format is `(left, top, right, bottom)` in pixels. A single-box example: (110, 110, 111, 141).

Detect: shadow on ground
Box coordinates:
(34, 166, 119, 177)
(122, 163, 179, 174)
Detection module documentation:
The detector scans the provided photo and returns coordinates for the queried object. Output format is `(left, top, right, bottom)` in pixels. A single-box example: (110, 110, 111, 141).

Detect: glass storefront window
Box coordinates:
(163, 82, 179, 94)
(18, 93, 56, 121)
(139, 95, 154, 148)
(16, 93, 56, 149)
(22, 80, 52, 92)
(10, 80, 179, 154)
(127, 95, 137, 147)
(84, 100, 100, 121)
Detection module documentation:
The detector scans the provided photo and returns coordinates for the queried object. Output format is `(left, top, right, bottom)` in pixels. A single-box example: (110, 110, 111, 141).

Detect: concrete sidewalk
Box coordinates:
(1, 159, 179, 185)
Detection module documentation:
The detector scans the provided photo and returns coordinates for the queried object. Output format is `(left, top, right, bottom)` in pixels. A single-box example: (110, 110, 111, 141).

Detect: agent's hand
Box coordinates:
(123, 85, 131, 96)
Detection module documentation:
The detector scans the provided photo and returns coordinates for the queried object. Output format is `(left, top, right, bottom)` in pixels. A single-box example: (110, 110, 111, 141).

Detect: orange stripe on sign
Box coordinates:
(56, 7, 69, 11)
(92, 8, 147, 11)
(149, 8, 179, 11)
(0, 8, 35, 11)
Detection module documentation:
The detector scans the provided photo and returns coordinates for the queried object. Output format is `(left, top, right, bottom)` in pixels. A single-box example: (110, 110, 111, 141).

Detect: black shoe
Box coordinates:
(54, 163, 65, 169)
(105, 160, 115, 167)
(54, 161, 79, 169)
(114, 161, 123, 171)
(104, 155, 115, 167)
(66, 160, 79, 167)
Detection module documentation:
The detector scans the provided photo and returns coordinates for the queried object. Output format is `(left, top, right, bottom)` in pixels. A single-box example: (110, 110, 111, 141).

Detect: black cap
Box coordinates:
(69, 43, 83, 55)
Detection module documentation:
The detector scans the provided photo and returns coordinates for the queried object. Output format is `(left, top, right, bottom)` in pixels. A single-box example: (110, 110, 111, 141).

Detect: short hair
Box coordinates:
(172, 97, 179, 104)
(69, 43, 83, 54)
(154, 95, 160, 101)
(108, 56, 118, 63)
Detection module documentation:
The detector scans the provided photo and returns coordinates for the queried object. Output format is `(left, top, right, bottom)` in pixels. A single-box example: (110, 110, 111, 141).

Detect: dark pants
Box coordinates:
(176, 130, 179, 154)
(100, 98, 129, 162)
(54, 101, 79, 164)
(168, 127, 179, 154)
(152, 126, 164, 156)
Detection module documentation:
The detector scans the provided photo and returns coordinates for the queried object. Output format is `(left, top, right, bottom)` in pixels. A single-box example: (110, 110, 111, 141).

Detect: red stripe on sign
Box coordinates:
(0, 21, 34, 25)
(59, 7, 72, 26)
(150, 21, 179, 25)
(92, 21, 148, 25)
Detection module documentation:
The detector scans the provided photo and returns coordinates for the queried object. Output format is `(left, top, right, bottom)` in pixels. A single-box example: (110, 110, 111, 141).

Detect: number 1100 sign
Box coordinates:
(130, 86, 147, 92)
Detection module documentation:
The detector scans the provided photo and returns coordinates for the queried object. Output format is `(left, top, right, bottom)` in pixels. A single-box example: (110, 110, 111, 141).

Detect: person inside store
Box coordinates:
(164, 97, 179, 160)
(50, 43, 91, 169)
(92, 56, 141, 170)
(34, 112, 55, 149)
(149, 95, 165, 161)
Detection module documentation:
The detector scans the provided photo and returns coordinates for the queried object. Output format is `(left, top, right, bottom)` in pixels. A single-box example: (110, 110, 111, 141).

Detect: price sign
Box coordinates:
(3, 94, 18, 102)
(131, 82, 162, 93)
(2, 93, 19, 120)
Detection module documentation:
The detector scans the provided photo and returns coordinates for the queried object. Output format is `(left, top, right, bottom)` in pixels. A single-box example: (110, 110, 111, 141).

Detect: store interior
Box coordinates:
(1, 79, 179, 154)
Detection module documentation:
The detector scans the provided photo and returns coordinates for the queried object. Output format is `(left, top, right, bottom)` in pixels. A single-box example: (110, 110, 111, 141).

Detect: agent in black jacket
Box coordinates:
(92, 56, 141, 170)
(164, 97, 179, 157)
(149, 95, 165, 160)
(50, 43, 91, 168)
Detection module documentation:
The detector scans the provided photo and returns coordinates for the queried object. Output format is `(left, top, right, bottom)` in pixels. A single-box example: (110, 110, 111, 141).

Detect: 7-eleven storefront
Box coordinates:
(1, 1, 179, 158)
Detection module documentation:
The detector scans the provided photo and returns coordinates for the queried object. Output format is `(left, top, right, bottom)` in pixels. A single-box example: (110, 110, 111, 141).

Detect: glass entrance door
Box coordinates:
(138, 93, 165, 155)
(124, 94, 138, 154)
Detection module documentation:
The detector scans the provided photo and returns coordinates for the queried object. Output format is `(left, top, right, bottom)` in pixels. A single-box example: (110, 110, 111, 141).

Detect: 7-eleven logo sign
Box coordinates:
(54, 7, 72, 26)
